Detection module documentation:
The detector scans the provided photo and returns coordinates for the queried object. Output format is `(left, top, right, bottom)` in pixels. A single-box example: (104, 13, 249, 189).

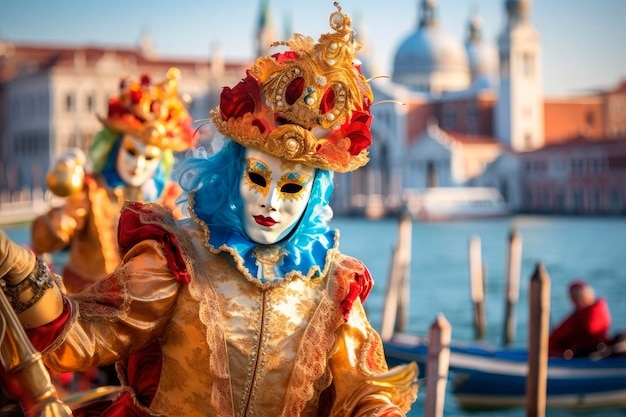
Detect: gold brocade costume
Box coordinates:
(6, 6, 418, 414)
(31, 175, 182, 294)
(31, 175, 122, 294)
(32, 68, 194, 296)
(38, 203, 418, 416)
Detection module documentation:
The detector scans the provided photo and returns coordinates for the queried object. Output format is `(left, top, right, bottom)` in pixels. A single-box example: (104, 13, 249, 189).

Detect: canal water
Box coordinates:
(330, 215, 626, 417)
(2, 215, 626, 417)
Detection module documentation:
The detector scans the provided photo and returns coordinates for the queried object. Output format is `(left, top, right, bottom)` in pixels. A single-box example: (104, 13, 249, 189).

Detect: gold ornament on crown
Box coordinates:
(210, 2, 374, 172)
(99, 67, 194, 152)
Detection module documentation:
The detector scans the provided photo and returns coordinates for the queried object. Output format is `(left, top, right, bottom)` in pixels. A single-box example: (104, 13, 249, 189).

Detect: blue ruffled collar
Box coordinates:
(191, 216, 339, 286)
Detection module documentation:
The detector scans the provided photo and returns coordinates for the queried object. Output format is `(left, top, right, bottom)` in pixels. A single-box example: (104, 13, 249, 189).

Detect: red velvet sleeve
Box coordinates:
(118, 201, 189, 284)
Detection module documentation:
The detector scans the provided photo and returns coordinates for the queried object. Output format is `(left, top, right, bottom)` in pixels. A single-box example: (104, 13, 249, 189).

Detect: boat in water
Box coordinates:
(403, 187, 512, 221)
(384, 332, 626, 410)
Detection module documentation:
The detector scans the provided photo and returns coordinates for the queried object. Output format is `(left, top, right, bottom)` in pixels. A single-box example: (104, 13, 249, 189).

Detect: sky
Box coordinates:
(1, 0, 625, 97)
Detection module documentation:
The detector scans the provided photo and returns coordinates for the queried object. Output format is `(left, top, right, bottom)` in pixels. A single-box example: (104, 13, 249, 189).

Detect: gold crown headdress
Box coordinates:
(100, 67, 195, 152)
(210, 2, 374, 172)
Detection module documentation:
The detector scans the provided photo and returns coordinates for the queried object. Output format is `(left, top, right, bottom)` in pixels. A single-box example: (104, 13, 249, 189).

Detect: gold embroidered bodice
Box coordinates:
(39, 208, 418, 416)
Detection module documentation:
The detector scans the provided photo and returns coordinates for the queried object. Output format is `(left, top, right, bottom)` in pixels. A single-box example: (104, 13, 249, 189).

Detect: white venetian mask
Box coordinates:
(115, 134, 163, 187)
(240, 148, 315, 245)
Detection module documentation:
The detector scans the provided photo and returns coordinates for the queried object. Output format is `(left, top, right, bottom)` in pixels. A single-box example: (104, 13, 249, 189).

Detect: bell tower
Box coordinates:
(495, 0, 543, 151)
(255, 0, 278, 58)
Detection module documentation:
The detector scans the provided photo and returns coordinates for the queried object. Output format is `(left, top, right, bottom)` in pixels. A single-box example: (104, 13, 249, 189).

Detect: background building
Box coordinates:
(0, 40, 249, 195)
(331, 0, 626, 217)
(0, 0, 624, 217)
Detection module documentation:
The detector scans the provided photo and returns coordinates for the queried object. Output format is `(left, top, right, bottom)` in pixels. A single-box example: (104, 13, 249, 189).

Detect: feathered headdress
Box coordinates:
(99, 67, 195, 152)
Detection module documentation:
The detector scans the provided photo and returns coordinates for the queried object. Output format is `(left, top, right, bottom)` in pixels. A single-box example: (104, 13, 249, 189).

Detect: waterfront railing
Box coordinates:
(0, 187, 55, 226)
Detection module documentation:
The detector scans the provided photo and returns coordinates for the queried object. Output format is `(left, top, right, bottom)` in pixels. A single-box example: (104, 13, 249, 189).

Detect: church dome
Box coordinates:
(392, 0, 470, 94)
(394, 27, 469, 74)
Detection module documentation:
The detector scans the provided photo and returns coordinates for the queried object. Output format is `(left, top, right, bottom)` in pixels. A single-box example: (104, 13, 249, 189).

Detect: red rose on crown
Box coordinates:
(219, 72, 258, 120)
(326, 109, 373, 156)
(219, 72, 281, 135)
(346, 110, 373, 155)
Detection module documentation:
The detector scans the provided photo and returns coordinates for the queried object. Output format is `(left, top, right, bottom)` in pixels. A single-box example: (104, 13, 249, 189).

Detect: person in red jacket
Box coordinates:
(548, 280, 611, 358)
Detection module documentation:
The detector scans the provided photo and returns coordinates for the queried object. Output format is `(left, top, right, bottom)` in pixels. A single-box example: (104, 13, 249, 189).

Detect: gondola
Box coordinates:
(384, 332, 626, 410)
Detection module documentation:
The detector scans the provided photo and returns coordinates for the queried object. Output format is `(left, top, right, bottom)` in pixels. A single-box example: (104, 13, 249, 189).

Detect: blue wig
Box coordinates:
(176, 139, 247, 234)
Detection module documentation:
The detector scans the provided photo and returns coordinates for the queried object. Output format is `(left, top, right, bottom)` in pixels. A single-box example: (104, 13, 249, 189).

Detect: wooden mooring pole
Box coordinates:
(396, 212, 412, 333)
(381, 212, 412, 341)
(503, 228, 522, 347)
(424, 313, 451, 417)
(526, 262, 550, 417)
(469, 235, 486, 340)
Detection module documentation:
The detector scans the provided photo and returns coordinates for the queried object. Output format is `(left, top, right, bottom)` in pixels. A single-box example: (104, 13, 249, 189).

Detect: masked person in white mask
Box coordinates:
(0, 4, 418, 416)
(31, 67, 194, 295)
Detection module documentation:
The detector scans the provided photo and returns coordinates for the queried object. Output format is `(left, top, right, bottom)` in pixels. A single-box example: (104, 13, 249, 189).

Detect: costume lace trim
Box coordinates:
(185, 236, 236, 416)
(187, 192, 340, 290)
(282, 254, 350, 414)
(70, 270, 132, 321)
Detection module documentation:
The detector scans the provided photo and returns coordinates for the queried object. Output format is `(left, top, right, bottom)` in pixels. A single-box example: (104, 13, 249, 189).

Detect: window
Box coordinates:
(10, 97, 19, 118)
(554, 159, 566, 173)
(522, 52, 534, 78)
(427, 160, 438, 188)
(524, 161, 533, 174)
(590, 158, 601, 173)
(609, 187, 621, 212)
(442, 107, 456, 129)
(585, 111, 595, 128)
(533, 160, 546, 173)
(556, 189, 565, 210)
(500, 181, 509, 203)
(39, 93, 49, 114)
(608, 156, 626, 171)
(466, 103, 478, 132)
(523, 187, 532, 210)
(25, 95, 35, 115)
(571, 159, 583, 174)
(573, 189, 583, 212)
(590, 189, 601, 211)
(86, 94, 94, 113)
(524, 132, 532, 149)
(65, 92, 75, 113)
(541, 188, 550, 209)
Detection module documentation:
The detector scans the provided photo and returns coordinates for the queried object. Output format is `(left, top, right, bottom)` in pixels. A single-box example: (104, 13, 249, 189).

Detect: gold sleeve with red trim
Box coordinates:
(328, 300, 419, 416)
(41, 239, 181, 374)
